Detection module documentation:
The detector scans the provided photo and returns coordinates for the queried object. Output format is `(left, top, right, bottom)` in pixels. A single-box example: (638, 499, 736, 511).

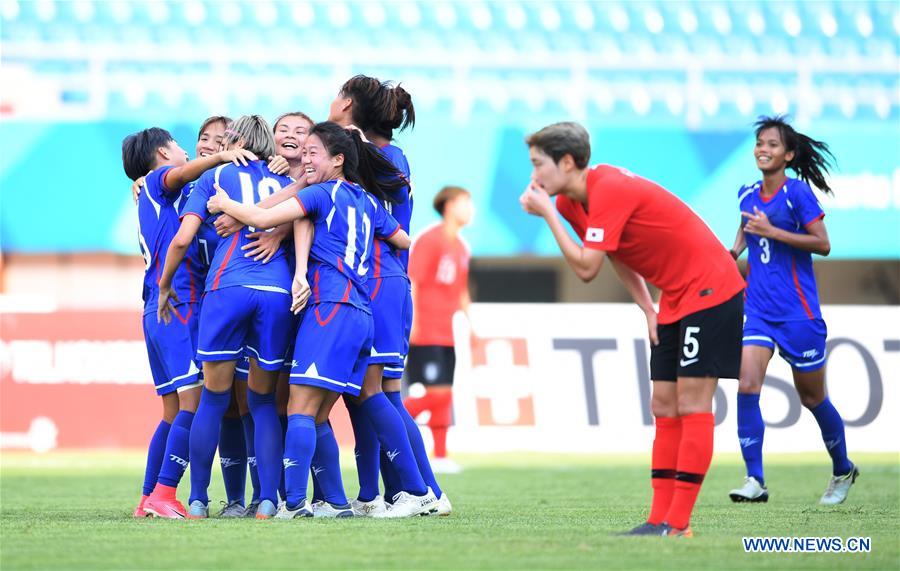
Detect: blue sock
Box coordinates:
(810, 398, 853, 476)
(278, 415, 288, 502)
(385, 391, 442, 498)
(141, 420, 170, 496)
(380, 449, 401, 501)
(737, 393, 766, 486)
(188, 388, 230, 505)
(283, 414, 316, 509)
(312, 422, 349, 506)
(362, 393, 427, 496)
(247, 389, 283, 505)
(345, 398, 381, 502)
(240, 414, 261, 503)
(311, 467, 324, 502)
(218, 416, 246, 504)
(157, 411, 193, 488)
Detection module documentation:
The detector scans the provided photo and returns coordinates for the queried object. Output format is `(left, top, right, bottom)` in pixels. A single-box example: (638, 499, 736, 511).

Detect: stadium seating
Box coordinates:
(1, 1, 896, 124)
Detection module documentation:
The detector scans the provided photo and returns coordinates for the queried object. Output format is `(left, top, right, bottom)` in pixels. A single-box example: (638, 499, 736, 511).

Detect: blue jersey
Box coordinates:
(183, 161, 293, 293)
(739, 177, 825, 321)
(137, 166, 204, 316)
(296, 179, 401, 313)
(370, 143, 413, 278)
(180, 181, 220, 272)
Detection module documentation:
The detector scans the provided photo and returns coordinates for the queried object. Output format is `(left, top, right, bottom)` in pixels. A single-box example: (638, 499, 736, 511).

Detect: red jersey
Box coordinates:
(556, 164, 743, 324)
(408, 223, 470, 346)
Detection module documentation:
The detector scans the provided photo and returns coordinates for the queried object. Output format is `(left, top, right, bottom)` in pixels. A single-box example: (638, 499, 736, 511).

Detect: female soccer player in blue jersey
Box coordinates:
(729, 115, 857, 505)
(157, 115, 295, 519)
(122, 126, 256, 518)
(215, 111, 316, 517)
(206, 122, 434, 518)
(328, 75, 450, 516)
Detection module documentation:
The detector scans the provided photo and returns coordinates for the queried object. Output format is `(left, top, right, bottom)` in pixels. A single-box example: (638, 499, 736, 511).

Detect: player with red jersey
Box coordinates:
(404, 186, 473, 474)
(520, 122, 744, 537)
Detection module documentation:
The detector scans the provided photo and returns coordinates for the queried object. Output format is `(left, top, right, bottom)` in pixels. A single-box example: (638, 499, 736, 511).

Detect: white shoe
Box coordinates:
(430, 457, 463, 474)
(820, 465, 859, 505)
(729, 476, 769, 503)
(311, 500, 354, 518)
(373, 488, 437, 518)
(434, 492, 452, 516)
(351, 495, 387, 517)
(274, 499, 313, 519)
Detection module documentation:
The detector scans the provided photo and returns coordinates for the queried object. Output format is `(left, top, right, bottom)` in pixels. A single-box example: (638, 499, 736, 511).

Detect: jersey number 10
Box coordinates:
(238, 172, 283, 233)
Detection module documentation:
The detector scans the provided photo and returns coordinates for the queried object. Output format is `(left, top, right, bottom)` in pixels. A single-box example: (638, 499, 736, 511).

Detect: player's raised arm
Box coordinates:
(157, 215, 203, 324)
(163, 148, 258, 192)
(520, 183, 606, 282)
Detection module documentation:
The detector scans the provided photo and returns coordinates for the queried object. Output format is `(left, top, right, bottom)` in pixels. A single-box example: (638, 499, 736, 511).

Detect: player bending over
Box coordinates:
(520, 122, 744, 537)
(728, 115, 857, 505)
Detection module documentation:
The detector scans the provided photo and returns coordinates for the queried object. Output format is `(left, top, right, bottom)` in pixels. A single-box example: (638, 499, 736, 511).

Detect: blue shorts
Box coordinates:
(368, 275, 412, 379)
(281, 312, 301, 373)
(289, 302, 374, 396)
(143, 304, 202, 395)
(743, 314, 828, 371)
(197, 286, 293, 372)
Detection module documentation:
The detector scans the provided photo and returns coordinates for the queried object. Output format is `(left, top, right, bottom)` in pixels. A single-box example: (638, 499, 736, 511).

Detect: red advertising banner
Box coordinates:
(0, 310, 353, 450)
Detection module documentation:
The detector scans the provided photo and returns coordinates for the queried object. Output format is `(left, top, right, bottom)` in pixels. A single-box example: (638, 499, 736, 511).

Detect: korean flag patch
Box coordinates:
(586, 227, 604, 243)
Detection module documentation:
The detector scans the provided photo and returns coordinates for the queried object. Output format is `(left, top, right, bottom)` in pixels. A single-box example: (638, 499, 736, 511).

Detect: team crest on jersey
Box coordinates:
(586, 227, 605, 243)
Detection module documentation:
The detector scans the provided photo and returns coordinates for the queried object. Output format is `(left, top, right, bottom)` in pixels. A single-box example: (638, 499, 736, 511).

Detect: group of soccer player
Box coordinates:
(124, 69, 857, 532)
(521, 115, 857, 537)
(125, 75, 456, 519)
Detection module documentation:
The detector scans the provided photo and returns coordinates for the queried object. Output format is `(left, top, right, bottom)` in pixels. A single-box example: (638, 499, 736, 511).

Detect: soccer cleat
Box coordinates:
(434, 492, 453, 516)
(819, 465, 859, 505)
(373, 488, 438, 518)
(729, 476, 769, 503)
(660, 523, 693, 537)
(255, 499, 278, 519)
(620, 522, 666, 536)
(242, 500, 261, 518)
(216, 500, 246, 518)
(311, 501, 354, 518)
(274, 499, 314, 519)
(186, 500, 209, 519)
(430, 457, 463, 474)
(133, 495, 150, 518)
(144, 495, 187, 519)
(351, 496, 387, 517)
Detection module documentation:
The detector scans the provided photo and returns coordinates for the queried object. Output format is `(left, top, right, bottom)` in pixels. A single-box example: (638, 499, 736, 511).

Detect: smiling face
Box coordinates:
(195, 120, 226, 158)
(301, 133, 343, 185)
(528, 146, 571, 196)
(274, 115, 312, 162)
(755, 126, 794, 175)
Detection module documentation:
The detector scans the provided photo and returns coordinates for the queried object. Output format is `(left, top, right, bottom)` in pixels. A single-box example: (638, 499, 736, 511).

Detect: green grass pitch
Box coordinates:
(1, 451, 897, 570)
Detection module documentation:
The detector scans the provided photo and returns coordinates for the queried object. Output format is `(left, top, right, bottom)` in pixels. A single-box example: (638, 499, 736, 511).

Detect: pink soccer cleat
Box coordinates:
(143, 484, 187, 519)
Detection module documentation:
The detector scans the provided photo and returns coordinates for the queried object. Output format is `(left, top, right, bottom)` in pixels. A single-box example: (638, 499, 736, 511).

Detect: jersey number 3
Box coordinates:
(759, 237, 771, 264)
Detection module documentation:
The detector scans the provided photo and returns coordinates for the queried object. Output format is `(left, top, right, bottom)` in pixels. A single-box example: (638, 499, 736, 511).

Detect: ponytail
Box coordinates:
(754, 115, 835, 195)
(340, 75, 415, 141)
